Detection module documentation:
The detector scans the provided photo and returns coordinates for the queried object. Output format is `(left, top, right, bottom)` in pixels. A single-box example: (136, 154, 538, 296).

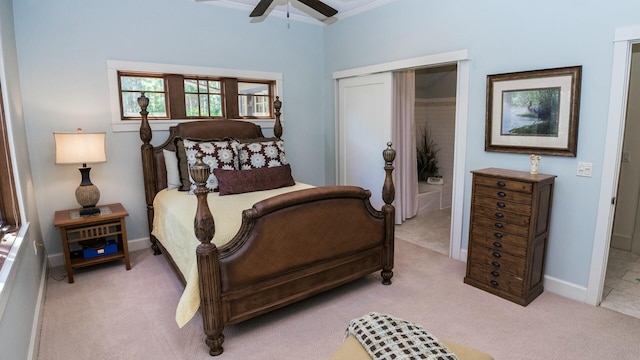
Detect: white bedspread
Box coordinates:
(152, 183, 313, 327)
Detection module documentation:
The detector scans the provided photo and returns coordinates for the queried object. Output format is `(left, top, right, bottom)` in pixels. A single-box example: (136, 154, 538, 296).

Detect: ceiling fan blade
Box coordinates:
(250, 0, 274, 17)
(298, 0, 338, 17)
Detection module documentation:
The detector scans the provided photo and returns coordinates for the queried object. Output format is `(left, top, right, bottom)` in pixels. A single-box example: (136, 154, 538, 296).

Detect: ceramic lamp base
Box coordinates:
(76, 183, 100, 206)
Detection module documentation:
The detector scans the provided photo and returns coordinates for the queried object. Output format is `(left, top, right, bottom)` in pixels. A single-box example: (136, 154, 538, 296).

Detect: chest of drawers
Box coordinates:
(464, 168, 555, 306)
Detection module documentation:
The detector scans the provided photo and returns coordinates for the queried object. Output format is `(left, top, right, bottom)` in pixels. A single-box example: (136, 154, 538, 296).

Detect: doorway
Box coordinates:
(590, 25, 640, 308)
(600, 43, 640, 318)
(333, 50, 470, 260)
(396, 65, 457, 255)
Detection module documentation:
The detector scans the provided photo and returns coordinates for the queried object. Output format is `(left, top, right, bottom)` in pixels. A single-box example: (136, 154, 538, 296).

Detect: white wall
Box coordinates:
(12, 0, 326, 255)
(322, 0, 640, 290)
(0, 0, 46, 358)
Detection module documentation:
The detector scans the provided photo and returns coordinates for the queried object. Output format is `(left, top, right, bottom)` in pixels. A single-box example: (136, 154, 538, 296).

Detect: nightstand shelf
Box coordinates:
(54, 203, 131, 283)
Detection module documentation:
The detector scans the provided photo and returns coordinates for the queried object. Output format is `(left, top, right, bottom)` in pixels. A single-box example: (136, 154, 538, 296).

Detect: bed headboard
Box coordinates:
(138, 92, 283, 241)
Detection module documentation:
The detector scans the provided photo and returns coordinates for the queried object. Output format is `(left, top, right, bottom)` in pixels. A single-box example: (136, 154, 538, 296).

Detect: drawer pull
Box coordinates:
(494, 222, 504, 228)
(491, 261, 500, 267)
(492, 252, 501, 258)
(497, 181, 505, 187)
(495, 212, 504, 218)
(497, 202, 506, 208)
(490, 280, 499, 287)
(497, 191, 506, 197)
(494, 232, 503, 239)
(493, 241, 502, 248)
(491, 271, 500, 277)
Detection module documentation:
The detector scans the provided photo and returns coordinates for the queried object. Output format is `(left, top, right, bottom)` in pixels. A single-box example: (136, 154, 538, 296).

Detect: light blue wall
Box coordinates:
(323, 0, 640, 288)
(8, 2, 640, 342)
(12, 0, 326, 255)
(0, 0, 46, 358)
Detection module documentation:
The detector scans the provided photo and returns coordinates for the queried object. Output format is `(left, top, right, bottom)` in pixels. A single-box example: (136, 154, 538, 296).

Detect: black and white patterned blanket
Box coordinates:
(346, 312, 459, 360)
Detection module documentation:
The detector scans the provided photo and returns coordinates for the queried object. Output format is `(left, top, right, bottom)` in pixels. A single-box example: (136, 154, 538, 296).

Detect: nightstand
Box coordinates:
(54, 203, 131, 283)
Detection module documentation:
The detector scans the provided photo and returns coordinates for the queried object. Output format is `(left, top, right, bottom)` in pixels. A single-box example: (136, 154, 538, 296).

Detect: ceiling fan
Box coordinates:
(250, 0, 338, 18)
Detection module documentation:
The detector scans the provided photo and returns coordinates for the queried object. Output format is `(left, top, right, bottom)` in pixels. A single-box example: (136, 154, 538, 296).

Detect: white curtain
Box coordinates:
(392, 70, 418, 224)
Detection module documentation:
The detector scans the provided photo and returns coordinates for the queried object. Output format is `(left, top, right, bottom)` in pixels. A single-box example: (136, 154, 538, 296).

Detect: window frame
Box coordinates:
(118, 73, 169, 120)
(183, 77, 224, 119)
(0, 80, 23, 283)
(107, 60, 282, 132)
(237, 81, 273, 118)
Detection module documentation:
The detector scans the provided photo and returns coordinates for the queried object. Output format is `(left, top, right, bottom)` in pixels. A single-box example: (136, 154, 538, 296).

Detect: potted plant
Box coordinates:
(416, 127, 441, 183)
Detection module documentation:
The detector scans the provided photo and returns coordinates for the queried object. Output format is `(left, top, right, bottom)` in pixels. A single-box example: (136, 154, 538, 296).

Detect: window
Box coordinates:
(108, 61, 282, 132)
(184, 78, 222, 118)
(119, 75, 167, 119)
(238, 82, 271, 117)
(0, 82, 21, 270)
(116, 72, 274, 120)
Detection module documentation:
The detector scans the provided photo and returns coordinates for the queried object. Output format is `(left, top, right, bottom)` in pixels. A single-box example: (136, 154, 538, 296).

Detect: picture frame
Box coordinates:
(485, 66, 582, 157)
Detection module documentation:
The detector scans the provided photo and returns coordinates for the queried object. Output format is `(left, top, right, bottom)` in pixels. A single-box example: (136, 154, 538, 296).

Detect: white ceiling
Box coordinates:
(196, 0, 399, 23)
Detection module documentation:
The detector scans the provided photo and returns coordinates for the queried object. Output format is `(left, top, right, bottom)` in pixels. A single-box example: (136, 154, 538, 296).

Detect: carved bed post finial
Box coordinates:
(381, 141, 396, 285)
(190, 152, 225, 356)
(273, 96, 283, 139)
(191, 152, 216, 244)
(382, 142, 396, 206)
(138, 91, 161, 254)
(138, 92, 151, 145)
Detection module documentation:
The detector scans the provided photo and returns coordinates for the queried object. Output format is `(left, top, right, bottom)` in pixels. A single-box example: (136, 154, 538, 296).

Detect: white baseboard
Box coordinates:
(457, 248, 588, 304)
(543, 274, 588, 303)
(28, 254, 48, 360)
(47, 237, 151, 268)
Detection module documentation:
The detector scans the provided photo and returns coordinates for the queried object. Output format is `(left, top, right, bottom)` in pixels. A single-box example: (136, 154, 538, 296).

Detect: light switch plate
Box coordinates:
(577, 162, 593, 177)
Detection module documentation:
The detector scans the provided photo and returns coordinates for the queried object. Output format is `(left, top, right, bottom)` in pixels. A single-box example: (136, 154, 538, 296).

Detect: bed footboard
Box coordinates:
(190, 143, 396, 356)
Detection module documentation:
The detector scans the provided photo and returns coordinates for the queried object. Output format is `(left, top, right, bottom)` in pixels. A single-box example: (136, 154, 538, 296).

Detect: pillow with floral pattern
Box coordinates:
(236, 139, 287, 170)
(183, 138, 239, 193)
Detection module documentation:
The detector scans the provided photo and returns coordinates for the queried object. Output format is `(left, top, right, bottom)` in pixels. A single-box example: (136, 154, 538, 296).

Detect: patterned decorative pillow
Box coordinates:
(236, 139, 287, 170)
(183, 138, 240, 193)
(346, 313, 458, 360)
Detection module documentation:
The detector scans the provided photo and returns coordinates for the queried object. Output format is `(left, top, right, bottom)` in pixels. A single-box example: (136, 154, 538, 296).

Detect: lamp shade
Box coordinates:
(54, 130, 107, 165)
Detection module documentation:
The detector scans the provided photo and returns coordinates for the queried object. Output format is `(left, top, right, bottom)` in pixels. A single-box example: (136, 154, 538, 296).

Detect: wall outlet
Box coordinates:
(33, 240, 44, 256)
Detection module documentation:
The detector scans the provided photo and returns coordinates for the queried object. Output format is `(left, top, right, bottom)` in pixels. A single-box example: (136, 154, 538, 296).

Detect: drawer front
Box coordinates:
(467, 261, 524, 296)
(470, 230, 527, 257)
(473, 205, 531, 227)
(473, 214, 529, 237)
(468, 243, 525, 277)
(474, 185, 533, 205)
(473, 175, 533, 193)
(474, 195, 532, 215)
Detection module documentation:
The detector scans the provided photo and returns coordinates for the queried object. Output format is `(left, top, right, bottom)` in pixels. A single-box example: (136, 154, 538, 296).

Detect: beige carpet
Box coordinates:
(38, 240, 640, 360)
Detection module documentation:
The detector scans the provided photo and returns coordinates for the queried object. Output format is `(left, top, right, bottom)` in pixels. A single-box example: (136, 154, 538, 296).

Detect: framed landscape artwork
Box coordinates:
(485, 66, 582, 156)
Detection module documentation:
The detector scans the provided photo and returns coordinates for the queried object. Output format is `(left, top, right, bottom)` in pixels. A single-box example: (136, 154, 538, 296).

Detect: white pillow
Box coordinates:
(163, 149, 182, 190)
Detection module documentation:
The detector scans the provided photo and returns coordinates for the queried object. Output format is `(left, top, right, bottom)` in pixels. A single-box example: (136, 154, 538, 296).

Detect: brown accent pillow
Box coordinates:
(213, 164, 295, 196)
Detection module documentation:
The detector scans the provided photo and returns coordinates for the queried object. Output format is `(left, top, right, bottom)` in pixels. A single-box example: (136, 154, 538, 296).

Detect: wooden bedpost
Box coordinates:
(273, 96, 282, 139)
(138, 92, 161, 255)
(381, 142, 396, 285)
(190, 153, 225, 356)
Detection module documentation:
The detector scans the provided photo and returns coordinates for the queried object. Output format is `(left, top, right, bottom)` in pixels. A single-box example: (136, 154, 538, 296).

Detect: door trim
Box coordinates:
(588, 25, 640, 305)
(332, 50, 469, 260)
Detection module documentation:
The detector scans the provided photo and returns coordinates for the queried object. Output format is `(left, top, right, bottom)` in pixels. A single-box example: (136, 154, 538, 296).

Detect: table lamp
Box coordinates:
(54, 129, 107, 216)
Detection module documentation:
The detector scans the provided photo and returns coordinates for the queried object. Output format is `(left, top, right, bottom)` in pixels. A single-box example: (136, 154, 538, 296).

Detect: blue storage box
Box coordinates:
(83, 240, 117, 259)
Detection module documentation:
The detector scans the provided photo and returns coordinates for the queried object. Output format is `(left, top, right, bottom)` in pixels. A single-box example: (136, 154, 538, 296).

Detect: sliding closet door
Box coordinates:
(337, 72, 392, 210)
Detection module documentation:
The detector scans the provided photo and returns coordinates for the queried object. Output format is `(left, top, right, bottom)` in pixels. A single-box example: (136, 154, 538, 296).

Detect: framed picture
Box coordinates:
(485, 66, 582, 156)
